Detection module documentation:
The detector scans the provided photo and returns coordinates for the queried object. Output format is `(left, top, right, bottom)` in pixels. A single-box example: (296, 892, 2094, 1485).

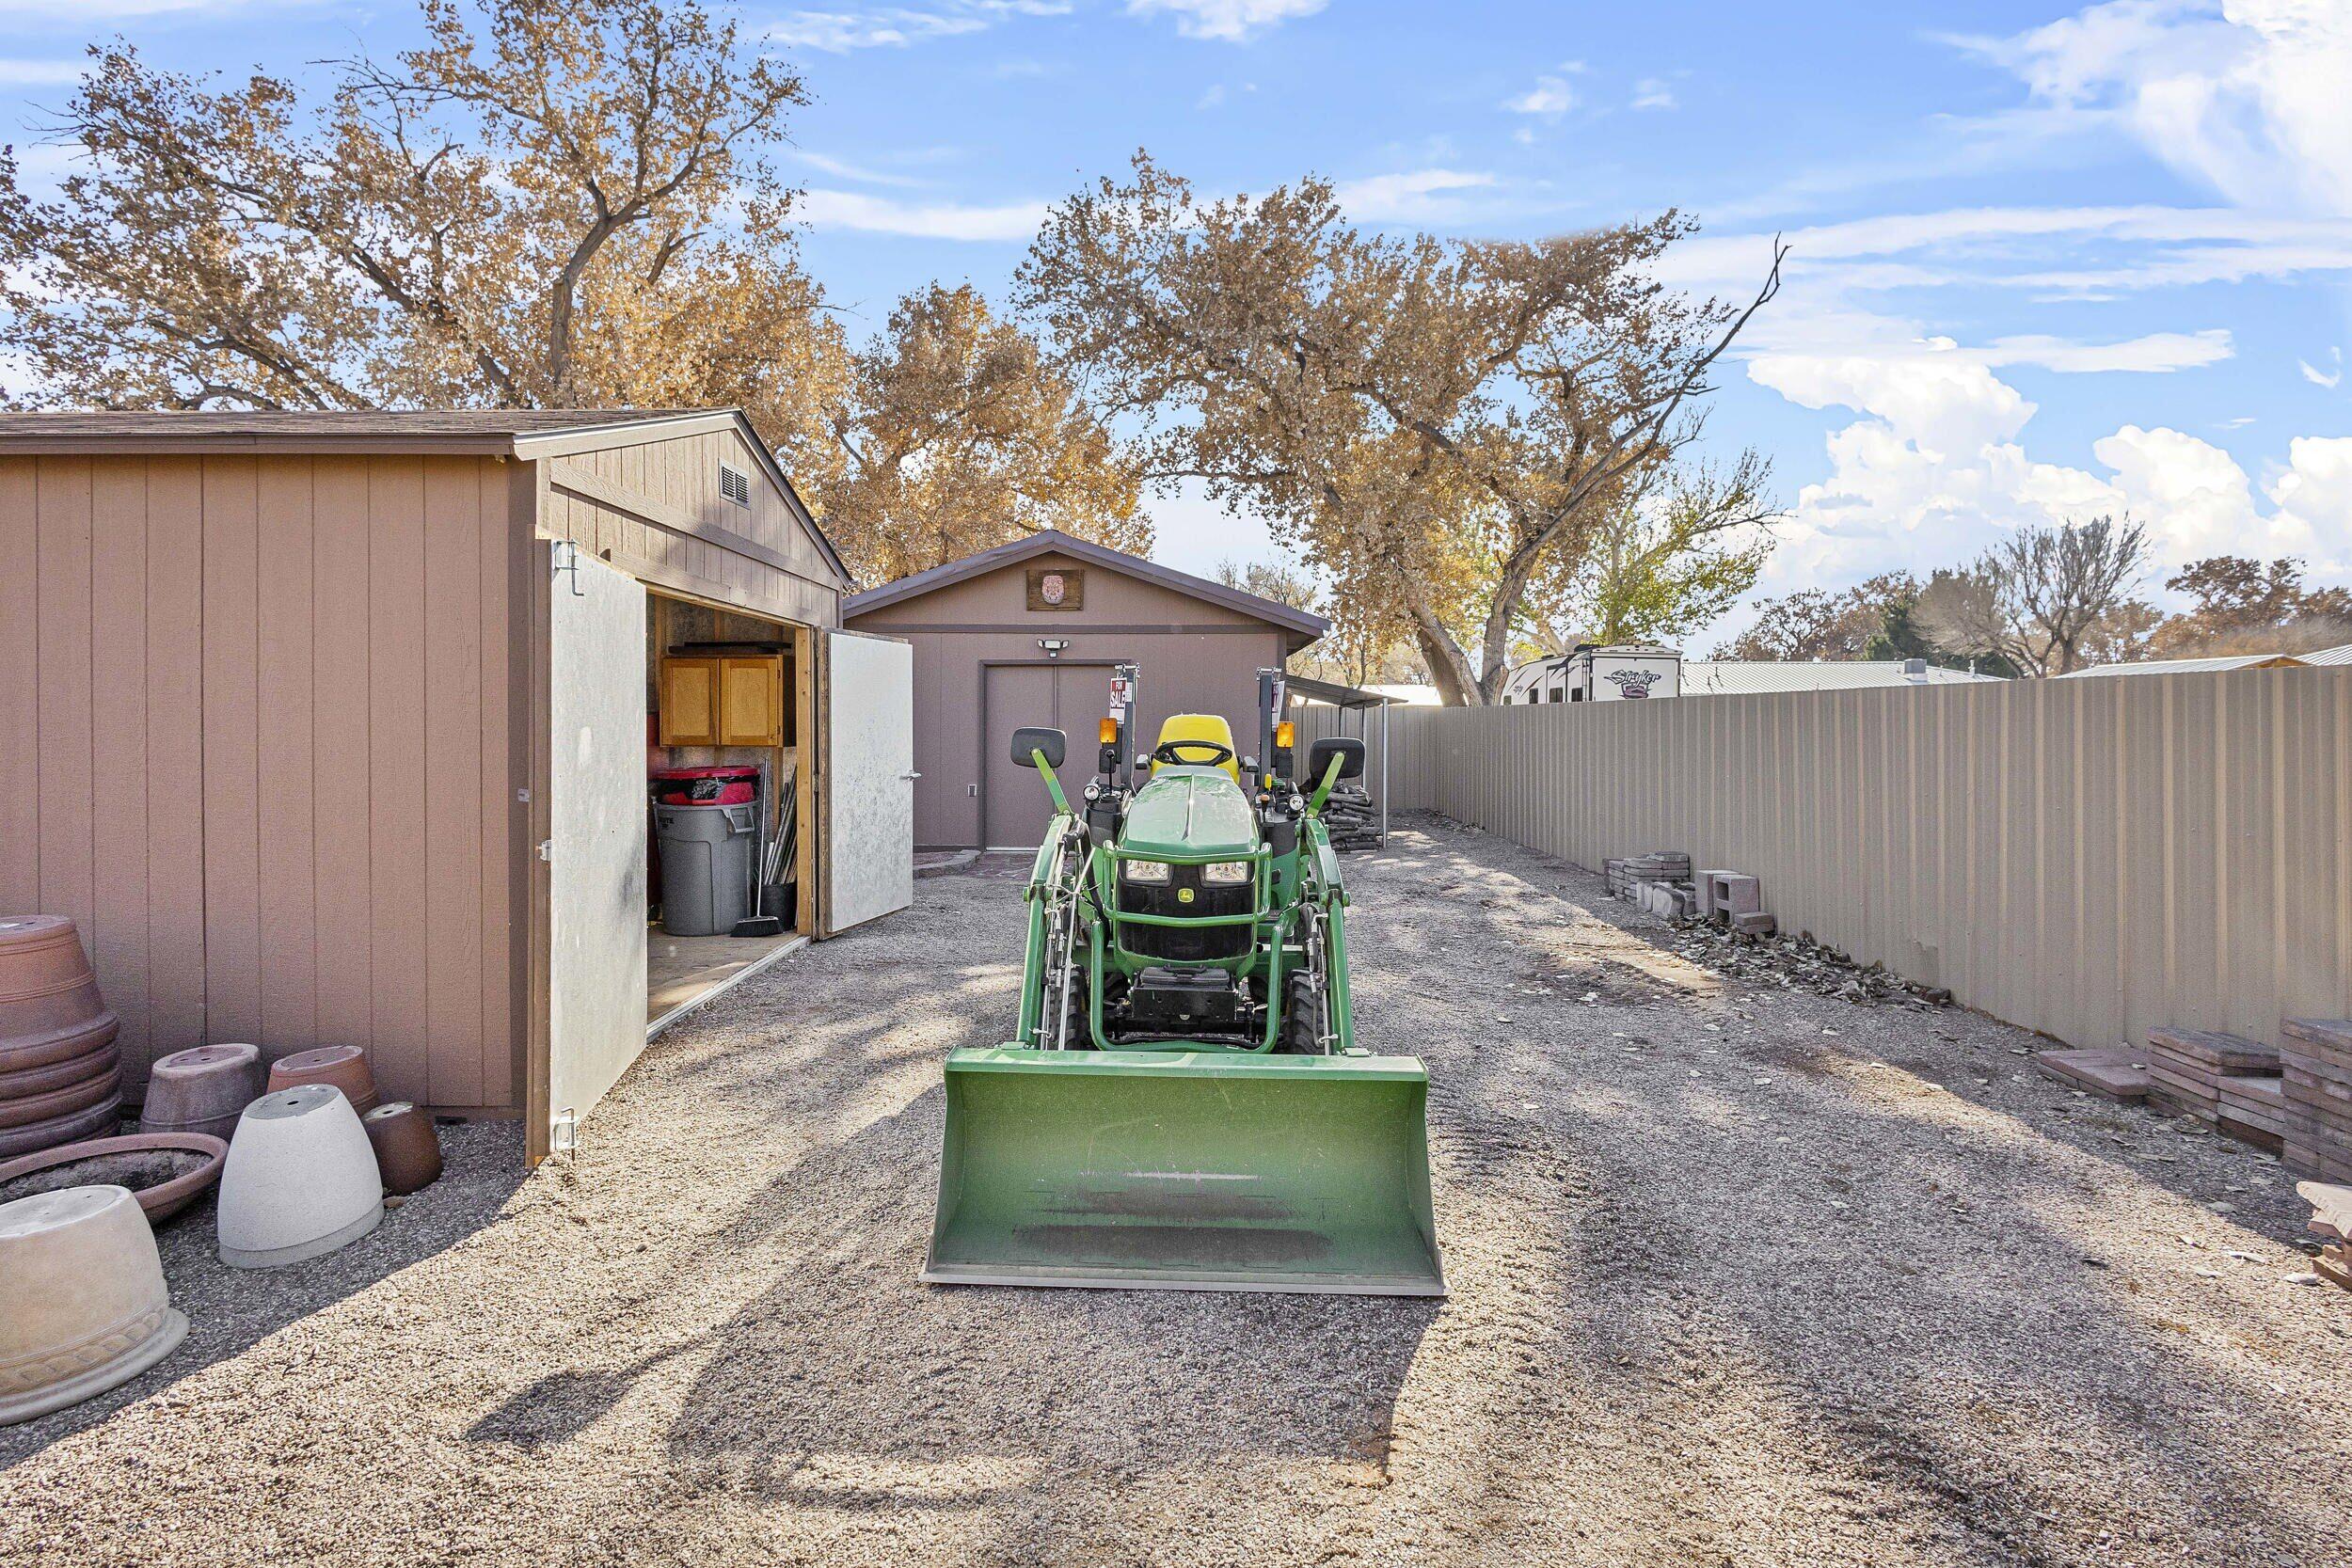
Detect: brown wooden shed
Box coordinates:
(841, 531, 1327, 850)
(0, 409, 915, 1163)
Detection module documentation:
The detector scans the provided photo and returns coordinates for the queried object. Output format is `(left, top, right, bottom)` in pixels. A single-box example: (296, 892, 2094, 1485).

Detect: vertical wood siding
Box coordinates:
(1296, 670, 2352, 1055)
(1, 453, 522, 1111)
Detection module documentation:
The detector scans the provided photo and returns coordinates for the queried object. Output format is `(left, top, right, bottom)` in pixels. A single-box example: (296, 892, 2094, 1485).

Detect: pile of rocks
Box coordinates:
(1661, 921, 1952, 1010)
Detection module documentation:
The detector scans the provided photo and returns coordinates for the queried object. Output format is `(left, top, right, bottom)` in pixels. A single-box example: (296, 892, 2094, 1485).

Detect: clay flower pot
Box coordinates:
(362, 1101, 443, 1196)
(0, 1040, 120, 1101)
(0, 1100, 123, 1160)
(0, 918, 123, 1161)
(0, 1184, 188, 1426)
(216, 1085, 383, 1269)
(140, 1043, 264, 1141)
(0, 1132, 230, 1225)
(0, 1064, 123, 1130)
(264, 1045, 378, 1117)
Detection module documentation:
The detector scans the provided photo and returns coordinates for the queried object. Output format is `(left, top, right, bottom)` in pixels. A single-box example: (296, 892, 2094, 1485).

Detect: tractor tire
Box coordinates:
(1048, 965, 1094, 1050)
(1279, 968, 1325, 1054)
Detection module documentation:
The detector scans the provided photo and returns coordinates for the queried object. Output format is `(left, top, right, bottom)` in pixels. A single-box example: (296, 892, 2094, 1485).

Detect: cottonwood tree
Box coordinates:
(2147, 555, 2352, 657)
(1016, 154, 1783, 705)
(1915, 515, 2150, 676)
(1215, 558, 1424, 689)
(1715, 572, 1922, 661)
(0, 0, 845, 470)
(1522, 454, 1777, 652)
(818, 284, 1148, 583)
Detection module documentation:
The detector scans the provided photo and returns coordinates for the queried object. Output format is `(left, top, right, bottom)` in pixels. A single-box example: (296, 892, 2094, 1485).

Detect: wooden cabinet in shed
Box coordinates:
(659, 653, 783, 748)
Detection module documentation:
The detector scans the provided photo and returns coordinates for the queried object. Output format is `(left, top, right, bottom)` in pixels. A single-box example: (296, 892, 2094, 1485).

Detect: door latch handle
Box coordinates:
(899, 771, 923, 781)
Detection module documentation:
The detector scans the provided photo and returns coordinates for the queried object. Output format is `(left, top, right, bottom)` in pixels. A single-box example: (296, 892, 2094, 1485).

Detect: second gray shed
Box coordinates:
(842, 531, 1327, 850)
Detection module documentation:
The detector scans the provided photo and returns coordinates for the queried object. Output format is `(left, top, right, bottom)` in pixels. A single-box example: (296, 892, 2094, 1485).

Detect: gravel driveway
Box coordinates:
(7, 816, 2348, 1567)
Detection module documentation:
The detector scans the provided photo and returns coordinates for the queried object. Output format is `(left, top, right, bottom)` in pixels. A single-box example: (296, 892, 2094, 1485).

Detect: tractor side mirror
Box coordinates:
(1307, 736, 1365, 783)
(1011, 726, 1066, 770)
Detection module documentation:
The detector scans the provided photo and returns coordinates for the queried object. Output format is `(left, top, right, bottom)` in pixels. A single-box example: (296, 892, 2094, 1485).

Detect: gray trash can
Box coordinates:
(655, 802, 758, 936)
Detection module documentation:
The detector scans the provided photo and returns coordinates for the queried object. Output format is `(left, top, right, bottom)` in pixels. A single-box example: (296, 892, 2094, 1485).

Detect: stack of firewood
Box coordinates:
(2280, 1018, 2352, 1183)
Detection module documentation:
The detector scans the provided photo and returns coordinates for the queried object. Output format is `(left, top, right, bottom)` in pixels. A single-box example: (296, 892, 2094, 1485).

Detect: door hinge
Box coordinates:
(537, 840, 552, 862)
(549, 1107, 577, 1155)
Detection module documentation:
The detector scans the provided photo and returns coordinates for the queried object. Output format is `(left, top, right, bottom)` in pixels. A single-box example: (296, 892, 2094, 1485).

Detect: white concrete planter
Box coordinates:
(216, 1085, 383, 1269)
(0, 1184, 188, 1425)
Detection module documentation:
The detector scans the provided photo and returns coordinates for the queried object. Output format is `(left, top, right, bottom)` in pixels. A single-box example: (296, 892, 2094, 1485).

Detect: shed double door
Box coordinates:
(983, 662, 1120, 850)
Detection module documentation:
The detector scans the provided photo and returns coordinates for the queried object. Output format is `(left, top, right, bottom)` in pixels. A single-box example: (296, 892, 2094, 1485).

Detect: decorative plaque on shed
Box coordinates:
(1025, 567, 1085, 611)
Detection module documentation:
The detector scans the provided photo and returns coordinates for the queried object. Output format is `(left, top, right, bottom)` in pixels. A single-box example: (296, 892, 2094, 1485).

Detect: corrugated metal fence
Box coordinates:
(1297, 668, 2352, 1054)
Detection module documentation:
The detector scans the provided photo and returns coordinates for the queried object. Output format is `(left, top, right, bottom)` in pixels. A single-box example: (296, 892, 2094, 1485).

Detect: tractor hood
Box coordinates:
(1120, 768, 1260, 860)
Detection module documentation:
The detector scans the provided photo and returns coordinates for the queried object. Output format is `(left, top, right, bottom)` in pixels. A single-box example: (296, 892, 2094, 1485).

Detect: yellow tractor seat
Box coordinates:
(1151, 714, 1241, 783)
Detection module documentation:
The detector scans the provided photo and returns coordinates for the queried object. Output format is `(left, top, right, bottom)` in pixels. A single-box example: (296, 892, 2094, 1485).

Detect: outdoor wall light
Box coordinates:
(1038, 638, 1071, 657)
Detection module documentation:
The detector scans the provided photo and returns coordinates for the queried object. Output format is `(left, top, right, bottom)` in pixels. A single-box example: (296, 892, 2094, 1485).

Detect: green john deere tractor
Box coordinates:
(924, 669, 1445, 1296)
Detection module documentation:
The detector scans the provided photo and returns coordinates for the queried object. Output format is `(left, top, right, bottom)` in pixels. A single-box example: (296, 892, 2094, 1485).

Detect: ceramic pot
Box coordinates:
(0, 1099, 123, 1160)
(361, 1102, 443, 1196)
(216, 1085, 382, 1268)
(0, 1184, 188, 1426)
(0, 1065, 123, 1130)
(0, 917, 122, 1161)
(263, 1045, 378, 1117)
(0, 916, 118, 1053)
(0, 1040, 120, 1101)
(0, 1132, 230, 1225)
(140, 1043, 264, 1141)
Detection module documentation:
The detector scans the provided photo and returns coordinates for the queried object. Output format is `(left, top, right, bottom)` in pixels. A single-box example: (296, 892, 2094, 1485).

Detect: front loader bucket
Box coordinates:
(925, 1048, 1447, 1295)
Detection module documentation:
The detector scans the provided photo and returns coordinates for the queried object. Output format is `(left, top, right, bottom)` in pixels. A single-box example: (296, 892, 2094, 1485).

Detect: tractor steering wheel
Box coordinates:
(1151, 738, 1235, 768)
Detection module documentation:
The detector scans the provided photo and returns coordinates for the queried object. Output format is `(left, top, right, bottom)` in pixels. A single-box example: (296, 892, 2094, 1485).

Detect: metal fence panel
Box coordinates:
(1295, 670, 2352, 1053)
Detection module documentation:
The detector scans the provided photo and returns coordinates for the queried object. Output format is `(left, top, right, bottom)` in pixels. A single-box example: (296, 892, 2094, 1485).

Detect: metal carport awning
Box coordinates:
(1280, 673, 1393, 848)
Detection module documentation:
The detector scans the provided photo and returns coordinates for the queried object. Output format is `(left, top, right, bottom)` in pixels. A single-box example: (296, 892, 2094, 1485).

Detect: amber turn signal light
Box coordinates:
(1275, 721, 1295, 750)
(1099, 718, 1120, 745)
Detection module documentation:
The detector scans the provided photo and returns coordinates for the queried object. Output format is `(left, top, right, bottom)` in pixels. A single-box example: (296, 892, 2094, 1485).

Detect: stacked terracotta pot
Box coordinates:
(0, 918, 123, 1158)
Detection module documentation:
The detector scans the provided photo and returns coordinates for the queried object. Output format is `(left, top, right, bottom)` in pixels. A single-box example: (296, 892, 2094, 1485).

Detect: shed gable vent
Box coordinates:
(718, 462, 752, 508)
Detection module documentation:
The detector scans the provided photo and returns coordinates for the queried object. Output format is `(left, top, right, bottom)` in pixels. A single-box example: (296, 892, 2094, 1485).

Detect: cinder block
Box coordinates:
(1693, 869, 1735, 919)
(1708, 872, 1762, 923)
(1730, 911, 1776, 936)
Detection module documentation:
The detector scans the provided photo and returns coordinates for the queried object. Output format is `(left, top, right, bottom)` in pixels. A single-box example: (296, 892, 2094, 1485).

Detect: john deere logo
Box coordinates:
(1606, 669, 1661, 698)
(1176, 886, 1196, 904)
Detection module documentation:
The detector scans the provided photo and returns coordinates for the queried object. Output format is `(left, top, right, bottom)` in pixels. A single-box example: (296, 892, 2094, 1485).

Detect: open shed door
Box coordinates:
(822, 629, 914, 933)
(543, 542, 649, 1154)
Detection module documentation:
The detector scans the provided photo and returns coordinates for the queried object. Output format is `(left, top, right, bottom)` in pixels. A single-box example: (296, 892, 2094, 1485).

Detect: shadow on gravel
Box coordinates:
(0, 1120, 528, 1470)
(1365, 825, 2338, 1562)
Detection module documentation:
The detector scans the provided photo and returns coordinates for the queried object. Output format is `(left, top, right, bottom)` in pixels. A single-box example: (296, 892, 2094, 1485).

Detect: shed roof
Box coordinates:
(842, 528, 1329, 644)
(2049, 652, 2310, 678)
(2301, 642, 2352, 666)
(0, 405, 853, 588)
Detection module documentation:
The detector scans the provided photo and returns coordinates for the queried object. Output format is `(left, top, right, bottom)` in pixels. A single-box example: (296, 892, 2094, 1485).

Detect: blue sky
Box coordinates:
(4, 0, 2349, 641)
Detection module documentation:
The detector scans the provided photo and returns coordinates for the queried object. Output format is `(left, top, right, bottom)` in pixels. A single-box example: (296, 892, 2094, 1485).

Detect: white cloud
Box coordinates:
(770, 1, 1069, 53)
(1125, 0, 1325, 43)
(1952, 0, 2352, 216)
(1631, 77, 1677, 111)
(782, 149, 928, 188)
(1742, 343, 2351, 595)
(1978, 328, 2234, 372)
(1503, 75, 1576, 118)
(1332, 168, 1498, 223)
(793, 188, 1048, 241)
(0, 59, 82, 84)
(2300, 347, 2343, 388)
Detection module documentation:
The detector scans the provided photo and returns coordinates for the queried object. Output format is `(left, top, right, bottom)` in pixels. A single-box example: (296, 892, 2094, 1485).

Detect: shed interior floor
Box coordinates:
(645, 928, 803, 1028)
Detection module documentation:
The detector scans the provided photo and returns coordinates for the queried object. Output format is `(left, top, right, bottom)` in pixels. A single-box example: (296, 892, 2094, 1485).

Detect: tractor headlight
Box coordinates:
(1123, 859, 1171, 884)
(1201, 860, 1252, 885)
